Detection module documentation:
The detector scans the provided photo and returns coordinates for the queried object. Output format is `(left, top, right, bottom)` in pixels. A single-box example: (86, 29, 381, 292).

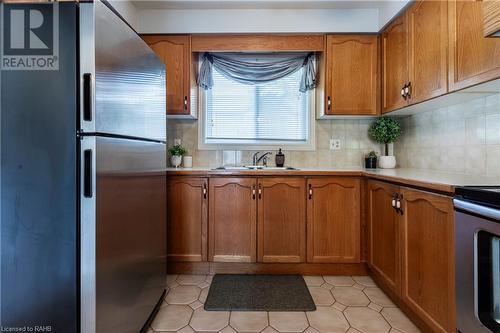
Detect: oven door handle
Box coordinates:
(454, 199, 500, 222)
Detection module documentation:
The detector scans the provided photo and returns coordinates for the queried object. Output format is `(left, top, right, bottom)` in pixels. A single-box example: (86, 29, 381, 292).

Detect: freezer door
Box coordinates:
(80, 136, 167, 333)
(80, 1, 166, 141)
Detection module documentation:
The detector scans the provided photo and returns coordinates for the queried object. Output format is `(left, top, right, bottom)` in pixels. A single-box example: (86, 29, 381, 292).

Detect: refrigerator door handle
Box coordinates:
(83, 73, 93, 121)
(80, 136, 97, 333)
(84, 149, 93, 198)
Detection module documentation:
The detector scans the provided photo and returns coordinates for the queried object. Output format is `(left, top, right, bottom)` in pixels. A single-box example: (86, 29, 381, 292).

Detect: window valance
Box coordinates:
(197, 52, 317, 93)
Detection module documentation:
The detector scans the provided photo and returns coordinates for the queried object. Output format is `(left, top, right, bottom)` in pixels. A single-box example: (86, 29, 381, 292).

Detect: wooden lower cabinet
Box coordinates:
(208, 178, 257, 262)
(367, 180, 455, 333)
(400, 188, 455, 333)
(307, 178, 361, 263)
(207, 176, 360, 265)
(258, 178, 306, 263)
(166, 177, 208, 261)
(367, 180, 401, 295)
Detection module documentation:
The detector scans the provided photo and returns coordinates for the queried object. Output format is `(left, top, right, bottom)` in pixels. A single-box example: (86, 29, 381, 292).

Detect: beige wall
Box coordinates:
(168, 93, 500, 176)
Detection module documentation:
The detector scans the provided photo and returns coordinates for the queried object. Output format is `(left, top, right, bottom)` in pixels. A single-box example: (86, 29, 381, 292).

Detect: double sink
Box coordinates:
(213, 165, 299, 171)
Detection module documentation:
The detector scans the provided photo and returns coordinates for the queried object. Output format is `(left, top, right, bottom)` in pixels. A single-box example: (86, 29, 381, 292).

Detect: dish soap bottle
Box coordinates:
(275, 148, 285, 167)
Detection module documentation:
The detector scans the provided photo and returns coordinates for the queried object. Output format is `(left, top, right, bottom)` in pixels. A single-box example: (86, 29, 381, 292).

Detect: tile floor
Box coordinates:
(149, 275, 421, 333)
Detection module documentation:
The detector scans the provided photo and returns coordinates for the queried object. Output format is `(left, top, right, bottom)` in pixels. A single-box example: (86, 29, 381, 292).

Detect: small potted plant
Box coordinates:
(368, 117, 402, 169)
(365, 151, 378, 169)
(168, 144, 187, 168)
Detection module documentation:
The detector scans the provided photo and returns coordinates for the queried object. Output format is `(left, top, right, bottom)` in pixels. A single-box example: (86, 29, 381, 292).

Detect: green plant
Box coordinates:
(168, 144, 187, 156)
(369, 117, 402, 156)
(366, 151, 377, 159)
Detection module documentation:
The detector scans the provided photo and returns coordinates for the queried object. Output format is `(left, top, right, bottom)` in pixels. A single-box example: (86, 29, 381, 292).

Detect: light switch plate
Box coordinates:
(330, 139, 341, 150)
(174, 138, 182, 146)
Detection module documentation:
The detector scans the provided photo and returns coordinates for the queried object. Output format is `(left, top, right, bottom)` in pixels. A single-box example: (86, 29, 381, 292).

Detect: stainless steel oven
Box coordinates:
(455, 187, 500, 333)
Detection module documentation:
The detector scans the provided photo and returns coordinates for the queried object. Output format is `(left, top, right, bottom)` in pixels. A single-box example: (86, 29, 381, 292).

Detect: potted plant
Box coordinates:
(365, 151, 378, 169)
(368, 117, 402, 169)
(168, 144, 187, 168)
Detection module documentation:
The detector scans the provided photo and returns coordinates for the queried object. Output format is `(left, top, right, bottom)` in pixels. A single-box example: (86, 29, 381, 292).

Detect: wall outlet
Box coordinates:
(173, 138, 182, 146)
(330, 139, 341, 150)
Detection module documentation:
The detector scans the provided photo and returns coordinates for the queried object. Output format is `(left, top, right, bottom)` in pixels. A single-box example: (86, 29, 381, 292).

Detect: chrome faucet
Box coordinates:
(252, 151, 273, 166)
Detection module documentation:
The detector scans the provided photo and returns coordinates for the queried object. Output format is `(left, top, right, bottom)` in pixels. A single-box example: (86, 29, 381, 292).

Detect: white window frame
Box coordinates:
(197, 72, 316, 151)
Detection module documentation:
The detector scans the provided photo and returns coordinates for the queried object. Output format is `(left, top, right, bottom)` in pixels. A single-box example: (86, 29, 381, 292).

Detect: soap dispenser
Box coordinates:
(275, 148, 285, 167)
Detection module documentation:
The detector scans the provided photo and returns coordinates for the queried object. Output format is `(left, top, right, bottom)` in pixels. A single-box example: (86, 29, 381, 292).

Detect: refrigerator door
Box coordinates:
(0, 3, 79, 332)
(80, 136, 166, 333)
(80, 1, 166, 141)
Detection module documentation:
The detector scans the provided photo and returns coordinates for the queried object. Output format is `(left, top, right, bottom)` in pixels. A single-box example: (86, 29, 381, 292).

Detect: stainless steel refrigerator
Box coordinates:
(1, 1, 167, 333)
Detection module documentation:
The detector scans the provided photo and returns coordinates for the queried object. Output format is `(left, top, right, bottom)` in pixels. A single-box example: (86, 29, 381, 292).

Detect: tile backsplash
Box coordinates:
(167, 118, 382, 168)
(168, 93, 500, 176)
(395, 93, 500, 177)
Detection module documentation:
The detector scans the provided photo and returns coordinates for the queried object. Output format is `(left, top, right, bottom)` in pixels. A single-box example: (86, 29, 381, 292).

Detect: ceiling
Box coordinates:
(132, 0, 408, 10)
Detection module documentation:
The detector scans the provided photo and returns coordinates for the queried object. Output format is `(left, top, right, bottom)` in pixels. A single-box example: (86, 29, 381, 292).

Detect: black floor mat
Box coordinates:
(204, 274, 316, 311)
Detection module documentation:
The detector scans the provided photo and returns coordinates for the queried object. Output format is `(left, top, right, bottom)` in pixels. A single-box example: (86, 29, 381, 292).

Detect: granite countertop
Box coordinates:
(166, 167, 500, 194)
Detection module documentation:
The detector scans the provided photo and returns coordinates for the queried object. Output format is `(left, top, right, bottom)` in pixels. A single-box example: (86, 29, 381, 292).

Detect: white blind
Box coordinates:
(204, 68, 309, 144)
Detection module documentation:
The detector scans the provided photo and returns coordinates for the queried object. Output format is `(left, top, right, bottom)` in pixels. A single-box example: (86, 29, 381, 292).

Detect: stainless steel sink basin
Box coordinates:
(252, 166, 299, 170)
(212, 166, 299, 171)
(212, 166, 250, 170)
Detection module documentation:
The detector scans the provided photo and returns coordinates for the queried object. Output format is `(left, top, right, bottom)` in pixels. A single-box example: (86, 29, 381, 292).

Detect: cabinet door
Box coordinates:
(407, 0, 448, 104)
(166, 177, 207, 261)
(325, 35, 379, 115)
(143, 35, 191, 115)
(448, 0, 500, 91)
(367, 181, 401, 295)
(400, 188, 455, 333)
(484, 0, 500, 37)
(258, 178, 306, 263)
(382, 15, 408, 113)
(209, 178, 257, 262)
(307, 178, 361, 263)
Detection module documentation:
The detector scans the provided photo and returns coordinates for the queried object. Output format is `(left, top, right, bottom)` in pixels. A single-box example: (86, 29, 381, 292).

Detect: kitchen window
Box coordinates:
(198, 54, 315, 150)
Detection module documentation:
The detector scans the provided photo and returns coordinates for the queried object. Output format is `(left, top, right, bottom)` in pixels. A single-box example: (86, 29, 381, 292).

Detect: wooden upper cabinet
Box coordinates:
(257, 178, 306, 263)
(382, 15, 408, 113)
(142, 35, 193, 116)
(382, 0, 452, 112)
(307, 178, 361, 263)
(407, 0, 448, 104)
(400, 188, 455, 333)
(367, 180, 401, 295)
(208, 178, 257, 263)
(449, 0, 500, 91)
(325, 35, 379, 115)
(484, 0, 500, 37)
(166, 177, 208, 262)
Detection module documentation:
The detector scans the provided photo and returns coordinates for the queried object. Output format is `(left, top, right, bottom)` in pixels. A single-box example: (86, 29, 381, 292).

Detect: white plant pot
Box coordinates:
(170, 155, 182, 168)
(379, 155, 396, 169)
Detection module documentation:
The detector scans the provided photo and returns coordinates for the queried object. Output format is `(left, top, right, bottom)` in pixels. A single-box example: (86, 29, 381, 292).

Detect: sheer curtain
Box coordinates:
(197, 52, 317, 93)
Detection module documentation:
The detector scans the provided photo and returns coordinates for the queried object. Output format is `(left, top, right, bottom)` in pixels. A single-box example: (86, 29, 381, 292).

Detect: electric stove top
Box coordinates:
(455, 186, 500, 209)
